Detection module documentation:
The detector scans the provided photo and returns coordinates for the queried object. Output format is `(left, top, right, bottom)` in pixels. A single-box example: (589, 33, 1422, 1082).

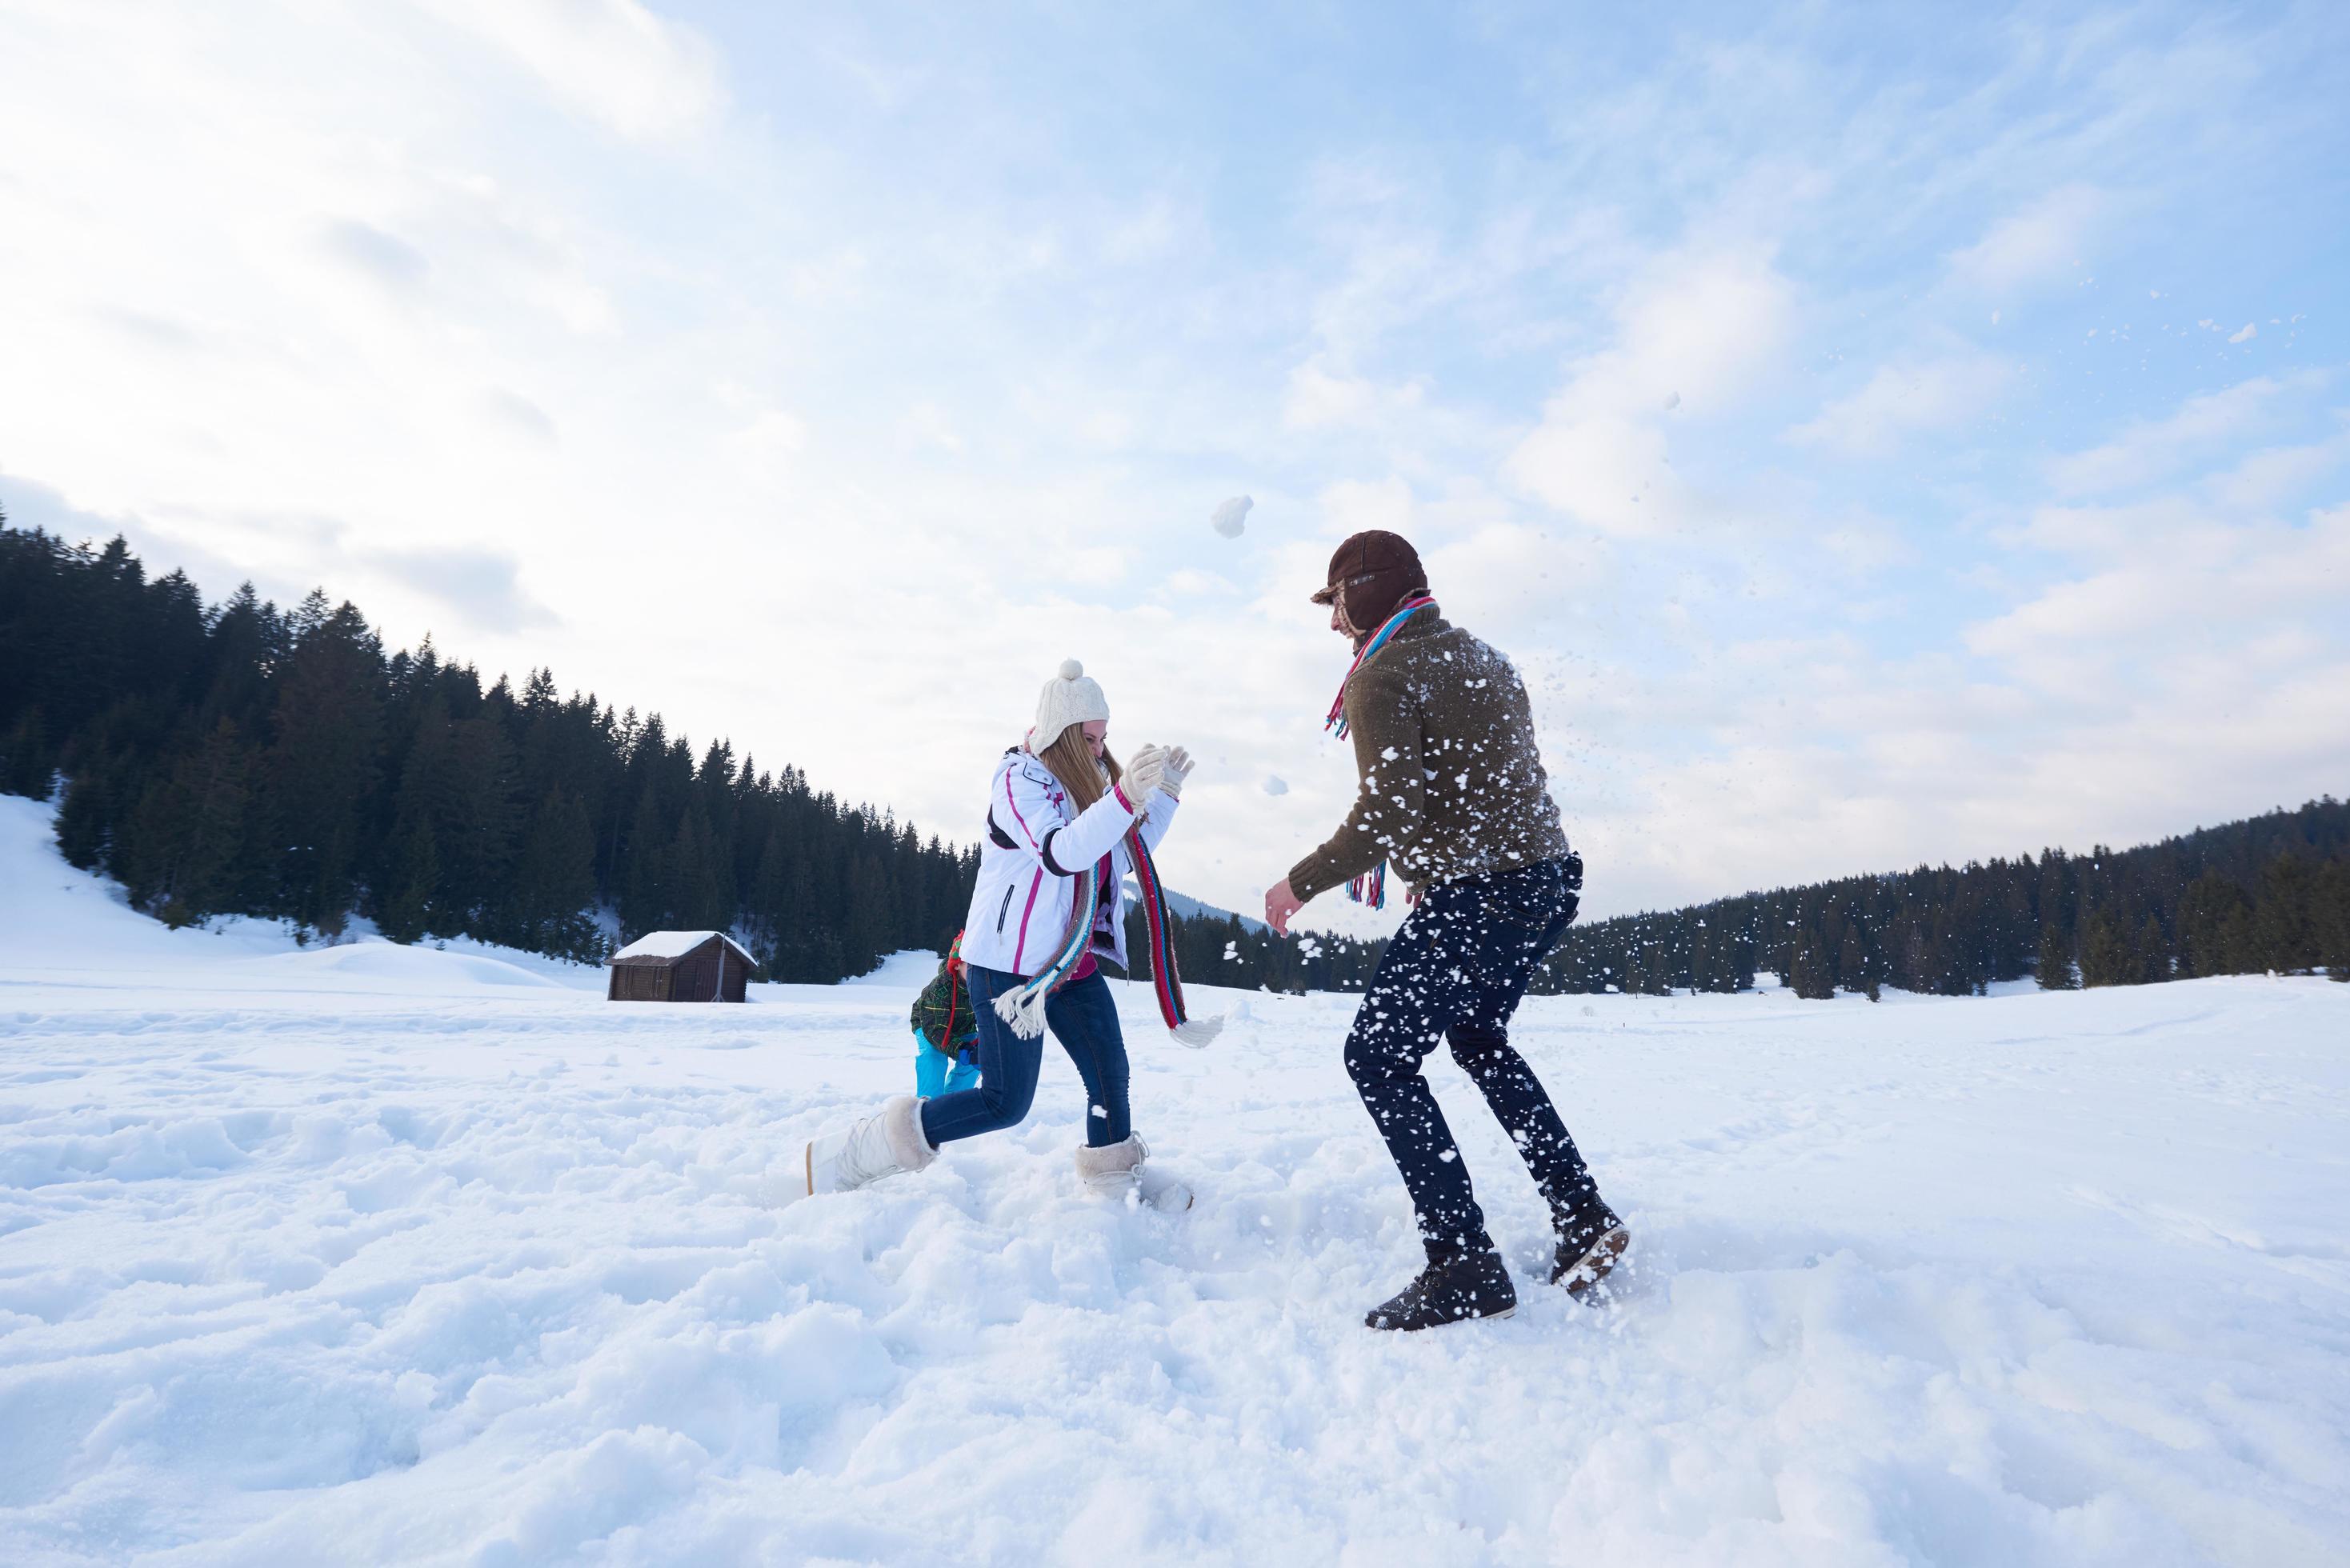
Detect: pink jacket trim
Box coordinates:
(1012, 869, 1043, 970)
(1002, 769, 1043, 848)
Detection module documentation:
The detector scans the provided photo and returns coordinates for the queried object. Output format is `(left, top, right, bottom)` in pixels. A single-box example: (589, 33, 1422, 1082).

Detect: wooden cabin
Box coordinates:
(606, 930, 755, 1002)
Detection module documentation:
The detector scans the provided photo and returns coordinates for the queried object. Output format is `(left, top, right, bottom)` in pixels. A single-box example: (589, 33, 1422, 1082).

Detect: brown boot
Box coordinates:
(1550, 1205, 1630, 1300)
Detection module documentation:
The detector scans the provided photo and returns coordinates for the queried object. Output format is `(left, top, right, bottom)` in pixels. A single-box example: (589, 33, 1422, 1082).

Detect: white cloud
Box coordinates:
(2047, 374, 2325, 496)
(1316, 475, 1418, 539)
(1162, 568, 1239, 597)
(1788, 354, 2011, 457)
(319, 219, 430, 292)
(1507, 416, 1685, 535)
(1945, 186, 2107, 294)
(481, 387, 558, 446)
(408, 0, 725, 141)
(1988, 452, 2346, 673)
(728, 409, 808, 489)
(1506, 247, 1794, 533)
(1283, 358, 1425, 431)
(2200, 428, 2350, 513)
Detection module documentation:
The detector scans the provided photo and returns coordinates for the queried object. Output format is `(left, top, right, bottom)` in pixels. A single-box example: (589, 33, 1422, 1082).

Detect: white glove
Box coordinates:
(1159, 746, 1194, 797)
(1122, 745, 1167, 802)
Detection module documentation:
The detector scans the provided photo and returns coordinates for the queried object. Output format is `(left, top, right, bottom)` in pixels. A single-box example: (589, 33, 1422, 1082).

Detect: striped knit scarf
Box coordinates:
(991, 816, 1223, 1049)
(1324, 594, 1435, 910)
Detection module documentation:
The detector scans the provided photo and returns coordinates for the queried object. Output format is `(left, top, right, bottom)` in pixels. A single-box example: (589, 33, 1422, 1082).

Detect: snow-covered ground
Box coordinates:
(2, 795, 2346, 1566)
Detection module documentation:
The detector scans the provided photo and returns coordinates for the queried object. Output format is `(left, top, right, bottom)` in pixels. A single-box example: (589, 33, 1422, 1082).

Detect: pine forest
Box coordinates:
(3, 514, 2342, 998)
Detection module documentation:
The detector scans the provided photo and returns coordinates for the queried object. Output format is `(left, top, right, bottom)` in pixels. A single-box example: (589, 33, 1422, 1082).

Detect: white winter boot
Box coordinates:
(763, 1094, 935, 1206)
(1074, 1134, 1193, 1212)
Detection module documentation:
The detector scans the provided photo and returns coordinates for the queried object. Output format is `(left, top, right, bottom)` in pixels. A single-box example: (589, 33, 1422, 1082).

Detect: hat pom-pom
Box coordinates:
(1058, 658, 1083, 681)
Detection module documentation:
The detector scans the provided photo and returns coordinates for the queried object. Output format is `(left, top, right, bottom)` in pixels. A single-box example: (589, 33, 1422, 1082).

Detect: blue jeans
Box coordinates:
(919, 965, 1132, 1150)
(1344, 857, 1602, 1262)
(914, 1030, 981, 1098)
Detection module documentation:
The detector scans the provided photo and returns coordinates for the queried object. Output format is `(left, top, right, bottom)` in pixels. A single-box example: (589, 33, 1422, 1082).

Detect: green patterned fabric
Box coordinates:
(911, 958, 979, 1056)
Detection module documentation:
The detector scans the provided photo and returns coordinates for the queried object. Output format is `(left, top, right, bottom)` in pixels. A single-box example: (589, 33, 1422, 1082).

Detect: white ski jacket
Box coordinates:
(959, 746, 1179, 979)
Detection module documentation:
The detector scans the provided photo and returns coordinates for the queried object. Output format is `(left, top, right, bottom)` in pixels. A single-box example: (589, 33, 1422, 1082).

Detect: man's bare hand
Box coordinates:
(1264, 878, 1304, 936)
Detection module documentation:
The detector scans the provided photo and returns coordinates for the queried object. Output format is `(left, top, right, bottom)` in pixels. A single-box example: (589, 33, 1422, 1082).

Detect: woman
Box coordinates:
(777, 658, 1211, 1207)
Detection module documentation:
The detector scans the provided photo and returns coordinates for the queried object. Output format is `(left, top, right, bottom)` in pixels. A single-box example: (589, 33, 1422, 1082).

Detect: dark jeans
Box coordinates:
(1344, 856, 1603, 1262)
(918, 965, 1132, 1150)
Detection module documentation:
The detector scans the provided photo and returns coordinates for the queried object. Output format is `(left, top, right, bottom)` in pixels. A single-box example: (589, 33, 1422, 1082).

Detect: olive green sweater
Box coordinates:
(1287, 613, 1569, 903)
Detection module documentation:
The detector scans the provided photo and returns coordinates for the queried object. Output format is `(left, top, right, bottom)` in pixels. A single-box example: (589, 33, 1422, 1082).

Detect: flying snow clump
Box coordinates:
(1210, 496, 1253, 538)
(1263, 775, 1288, 796)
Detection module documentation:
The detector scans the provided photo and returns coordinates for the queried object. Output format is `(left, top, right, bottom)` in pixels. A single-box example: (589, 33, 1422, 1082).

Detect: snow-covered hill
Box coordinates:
(2, 797, 2346, 1564)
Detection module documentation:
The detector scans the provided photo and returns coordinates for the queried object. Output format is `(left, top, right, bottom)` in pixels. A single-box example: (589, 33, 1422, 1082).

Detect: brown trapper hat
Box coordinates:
(1311, 529, 1428, 633)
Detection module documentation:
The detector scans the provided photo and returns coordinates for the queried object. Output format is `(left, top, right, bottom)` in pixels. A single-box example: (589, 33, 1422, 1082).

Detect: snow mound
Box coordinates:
(239, 938, 568, 990)
(843, 947, 943, 988)
(0, 794, 297, 972)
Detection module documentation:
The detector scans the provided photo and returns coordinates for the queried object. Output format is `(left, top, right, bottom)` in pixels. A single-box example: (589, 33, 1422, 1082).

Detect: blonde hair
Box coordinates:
(1035, 725, 1123, 813)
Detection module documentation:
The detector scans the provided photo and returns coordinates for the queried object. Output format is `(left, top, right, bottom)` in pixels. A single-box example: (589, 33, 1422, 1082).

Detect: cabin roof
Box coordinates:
(607, 930, 757, 966)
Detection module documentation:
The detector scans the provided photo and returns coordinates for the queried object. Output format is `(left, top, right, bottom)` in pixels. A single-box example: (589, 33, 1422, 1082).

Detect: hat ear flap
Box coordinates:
(1333, 580, 1362, 640)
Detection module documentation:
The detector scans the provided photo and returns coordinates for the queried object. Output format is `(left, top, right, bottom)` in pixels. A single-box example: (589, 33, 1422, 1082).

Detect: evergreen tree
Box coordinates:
(2252, 854, 2316, 972)
(2035, 916, 2078, 990)
(377, 817, 441, 943)
(0, 709, 53, 798)
(264, 594, 382, 936)
(54, 771, 111, 870)
(618, 789, 671, 937)
(2315, 860, 2350, 981)
(1788, 924, 1839, 1000)
(2078, 910, 2138, 987)
(2176, 871, 2252, 978)
(510, 790, 600, 958)
(116, 716, 253, 925)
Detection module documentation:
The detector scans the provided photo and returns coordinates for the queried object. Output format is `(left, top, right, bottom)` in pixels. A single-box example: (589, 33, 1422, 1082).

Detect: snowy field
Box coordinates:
(2, 798, 2347, 1566)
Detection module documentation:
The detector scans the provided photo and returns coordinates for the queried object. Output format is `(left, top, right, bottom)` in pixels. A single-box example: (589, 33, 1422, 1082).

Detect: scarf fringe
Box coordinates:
(992, 981, 1053, 1040)
(1169, 1017, 1223, 1047)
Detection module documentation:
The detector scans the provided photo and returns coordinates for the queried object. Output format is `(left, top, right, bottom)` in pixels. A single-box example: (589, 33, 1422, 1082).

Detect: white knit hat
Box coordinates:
(1030, 658, 1109, 750)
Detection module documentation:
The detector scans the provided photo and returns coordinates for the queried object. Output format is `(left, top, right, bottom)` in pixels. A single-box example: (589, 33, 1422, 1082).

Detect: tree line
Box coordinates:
(0, 517, 1364, 990)
(0, 521, 976, 978)
(1123, 902, 1384, 997)
(7, 516, 2342, 998)
(1534, 798, 2350, 998)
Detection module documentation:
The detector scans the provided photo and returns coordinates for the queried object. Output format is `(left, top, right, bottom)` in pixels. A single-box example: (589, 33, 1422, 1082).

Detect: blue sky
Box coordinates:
(2, 0, 2344, 933)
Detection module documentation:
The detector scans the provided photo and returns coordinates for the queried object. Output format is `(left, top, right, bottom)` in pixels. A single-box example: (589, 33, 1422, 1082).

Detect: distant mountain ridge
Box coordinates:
(1158, 885, 1268, 936)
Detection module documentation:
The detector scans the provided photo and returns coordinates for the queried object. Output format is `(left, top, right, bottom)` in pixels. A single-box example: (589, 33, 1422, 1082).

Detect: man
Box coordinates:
(1266, 529, 1627, 1331)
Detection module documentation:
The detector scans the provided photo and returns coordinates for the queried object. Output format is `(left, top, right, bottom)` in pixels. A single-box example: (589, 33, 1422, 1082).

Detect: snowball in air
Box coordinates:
(1210, 495, 1253, 538)
(1662, 391, 1680, 411)
(1262, 775, 1288, 796)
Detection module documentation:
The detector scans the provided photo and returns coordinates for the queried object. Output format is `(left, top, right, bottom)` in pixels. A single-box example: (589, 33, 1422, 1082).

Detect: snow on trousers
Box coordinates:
(1345, 856, 1599, 1262)
(918, 963, 1133, 1150)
